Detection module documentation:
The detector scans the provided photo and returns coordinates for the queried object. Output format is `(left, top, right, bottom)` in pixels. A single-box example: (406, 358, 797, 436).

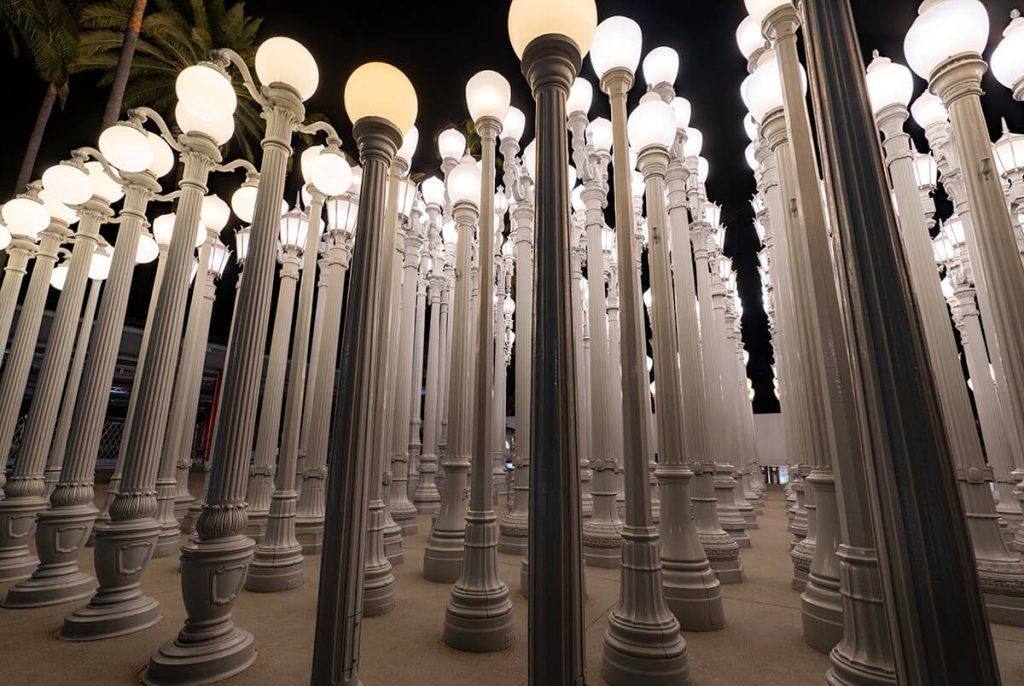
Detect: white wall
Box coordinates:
(753, 413, 788, 466)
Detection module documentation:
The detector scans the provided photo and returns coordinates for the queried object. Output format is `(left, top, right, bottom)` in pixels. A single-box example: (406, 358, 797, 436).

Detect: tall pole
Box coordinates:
(802, 0, 998, 682)
(414, 202, 444, 513)
(408, 255, 429, 501)
(0, 185, 109, 583)
(247, 185, 327, 593)
(875, 90, 1024, 623)
(520, 32, 586, 685)
(638, 140, 724, 631)
(0, 237, 36, 361)
(311, 111, 404, 686)
(443, 108, 514, 651)
(598, 57, 687, 684)
(295, 250, 330, 489)
(64, 127, 221, 641)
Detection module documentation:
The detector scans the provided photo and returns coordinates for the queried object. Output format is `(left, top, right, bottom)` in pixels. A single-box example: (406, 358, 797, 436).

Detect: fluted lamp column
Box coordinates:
(0, 234, 37, 362)
(0, 154, 114, 583)
(590, 15, 689, 685)
(443, 70, 515, 652)
(4, 121, 174, 608)
(632, 96, 725, 632)
(146, 37, 318, 685)
(867, 52, 1024, 625)
(311, 61, 416, 686)
(247, 136, 350, 593)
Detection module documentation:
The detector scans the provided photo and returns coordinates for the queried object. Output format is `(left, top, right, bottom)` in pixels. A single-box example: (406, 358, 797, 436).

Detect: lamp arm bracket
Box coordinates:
(154, 189, 183, 204)
(216, 158, 259, 176)
(129, 107, 185, 153)
(212, 48, 267, 106)
(296, 121, 343, 149)
(71, 147, 127, 188)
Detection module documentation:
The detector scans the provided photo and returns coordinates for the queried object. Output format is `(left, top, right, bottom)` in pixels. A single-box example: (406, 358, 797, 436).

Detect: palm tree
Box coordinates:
(75, 0, 264, 161)
(99, 0, 148, 129)
(1, 0, 79, 194)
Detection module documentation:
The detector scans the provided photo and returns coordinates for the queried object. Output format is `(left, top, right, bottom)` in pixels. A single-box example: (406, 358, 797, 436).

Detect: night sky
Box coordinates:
(2, 0, 1023, 414)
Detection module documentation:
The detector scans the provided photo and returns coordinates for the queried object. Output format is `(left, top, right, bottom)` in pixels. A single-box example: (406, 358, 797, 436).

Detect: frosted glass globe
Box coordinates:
(522, 139, 537, 178)
(0, 224, 10, 251)
(628, 100, 677, 151)
(697, 156, 710, 183)
(670, 97, 691, 130)
(50, 264, 68, 291)
(312, 149, 354, 197)
(745, 143, 759, 171)
(865, 54, 915, 114)
(586, 117, 613, 153)
(683, 127, 703, 158)
(42, 163, 93, 206)
(441, 220, 458, 245)
(146, 132, 175, 178)
(590, 16, 643, 79)
(176, 63, 237, 123)
(571, 184, 585, 212)
(135, 232, 160, 264)
(396, 126, 419, 166)
(566, 78, 593, 115)
(344, 62, 417, 134)
(421, 176, 446, 206)
(741, 51, 784, 122)
(175, 102, 234, 145)
(447, 155, 483, 207)
(231, 184, 258, 223)
(255, 36, 319, 100)
(279, 207, 310, 249)
(234, 227, 251, 261)
(89, 251, 112, 280)
(467, 70, 512, 122)
(993, 127, 1024, 176)
(301, 145, 324, 184)
(642, 47, 679, 87)
(208, 240, 232, 276)
(508, 0, 598, 59)
(745, 0, 793, 23)
(631, 170, 645, 198)
(910, 91, 948, 128)
(993, 13, 1024, 91)
(38, 189, 79, 227)
(99, 123, 153, 173)
(438, 128, 467, 161)
(904, 0, 989, 80)
(744, 113, 759, 141)
(86, 161, 124, 203)
(3, 197, 51, 236)
(502, 106, 526, 142)
(736, 15, 765, 59)
(201, 194, 231, 232)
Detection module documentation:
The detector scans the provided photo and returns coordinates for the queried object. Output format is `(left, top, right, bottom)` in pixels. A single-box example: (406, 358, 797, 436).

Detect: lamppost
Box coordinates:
(906, 0, 1024, 513)
(748, 2, 847, 651)
(0, 153, 115, 584)
(572, 113, 623, 568)
(590, 15, 689, 684)
(0, 220, 44, 360)
(498, 109, 532, 559)
(311, 60, 416, 686)
(866, 52, 1024, 625)
(414, 176, 446, 514)
(146, 37, 319, 684)
(247, 137, 350, 593)
(507, 0, 595, 680)
(442, 69, 515, 652)
(631, 95, 725, 632)
(42, 247, 108, 497)
(62, 58, 235, 642)
(2, 121, 176, 608)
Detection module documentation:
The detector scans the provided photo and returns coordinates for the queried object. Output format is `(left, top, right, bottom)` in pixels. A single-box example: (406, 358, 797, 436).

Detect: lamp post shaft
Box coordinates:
(311, 116, 402, 686)
(296, 254, 330, 487)
(414, 220, 444, 513)
(408, 260, 429, 500)
(0, 201, 106, 583)
(0, 240, 34, 362)
(247, 189, 325, 593)
(801, 1, 999, 682)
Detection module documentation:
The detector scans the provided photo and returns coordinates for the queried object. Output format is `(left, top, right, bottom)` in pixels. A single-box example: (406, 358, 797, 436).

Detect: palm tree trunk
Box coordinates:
(101, 0, 147, 129)
(14, 82, 57, 195)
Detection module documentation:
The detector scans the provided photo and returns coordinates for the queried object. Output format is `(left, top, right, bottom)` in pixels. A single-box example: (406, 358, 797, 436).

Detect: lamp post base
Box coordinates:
(801, 573, 844, 654)
(422, 528, 466, 584)
(244, 510, 269, 542)
(363, 500, 396, 616)
(3, 504, 98, 608)
(661, 560, 725, 632)
(294, 517, 324, 555)
(144, 625, 255, 686)
(0, 496, 46, 582)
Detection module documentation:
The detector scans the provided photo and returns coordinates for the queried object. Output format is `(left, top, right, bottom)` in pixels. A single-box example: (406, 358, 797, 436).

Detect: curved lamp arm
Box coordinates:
(216, 157, 259, 177)
(154, 188, 183, 204)
(211, 48, 268, 106)
(129, 107, 185, 153)
(71, 147, 126, 189)
(297, 120, 343, 150)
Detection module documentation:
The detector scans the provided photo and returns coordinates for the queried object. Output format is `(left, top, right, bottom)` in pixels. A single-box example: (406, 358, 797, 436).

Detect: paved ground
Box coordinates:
(1, 481, 1022, 685)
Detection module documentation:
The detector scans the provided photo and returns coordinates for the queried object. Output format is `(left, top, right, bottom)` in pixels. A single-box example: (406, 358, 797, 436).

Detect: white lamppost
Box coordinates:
(442, 70, 515, 652)
(867, 51, 1024, 625)
(590, 15, 689, 684)
(906, 0, 1024, 509)
(311, 60, 416, 686)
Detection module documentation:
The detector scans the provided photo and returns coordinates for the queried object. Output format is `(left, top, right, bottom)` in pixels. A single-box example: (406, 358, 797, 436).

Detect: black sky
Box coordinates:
(1, 0, 1023, 413)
